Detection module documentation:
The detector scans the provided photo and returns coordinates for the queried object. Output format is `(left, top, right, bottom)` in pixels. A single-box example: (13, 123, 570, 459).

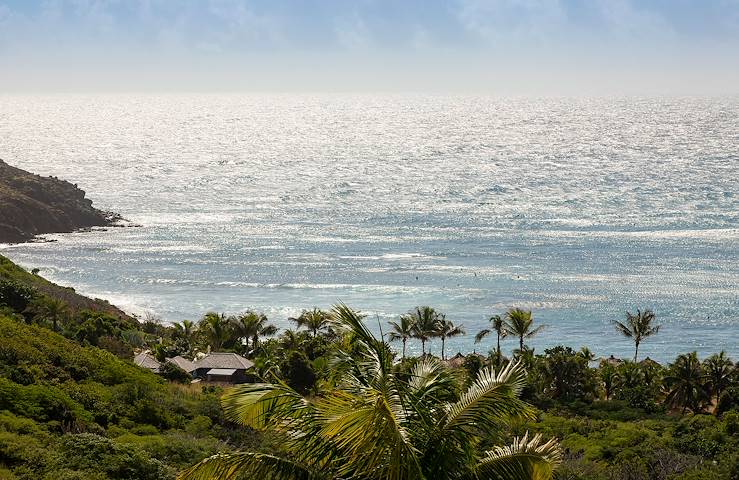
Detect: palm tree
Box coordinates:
(32, 297, 69, 331)
(703, 351, 734, 406)
(231, 311, 278, 354)
(435, 315, 465, 360)
(289, 308, 332, 337)
(172, 319, 197, 354)
(504, 308, 545, 352)
(598, 363, 619, 401)
(664, 352, 709, 414)
(198, 312, 231, 351)
(578, 347, 595, 362)
(180, 303, 561, 480)
(408, 306, 441, 356)
(475, 314, 507, 357)
(612, 309, 661, 362)
(387, 314, 415, 360)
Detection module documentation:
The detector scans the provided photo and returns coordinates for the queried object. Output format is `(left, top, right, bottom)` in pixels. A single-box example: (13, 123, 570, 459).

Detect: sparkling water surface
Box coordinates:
(1, 94, 737, 362)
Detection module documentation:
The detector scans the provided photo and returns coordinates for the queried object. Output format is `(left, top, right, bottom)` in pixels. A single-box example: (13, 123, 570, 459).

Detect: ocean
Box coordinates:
(1, 94, 737, 362)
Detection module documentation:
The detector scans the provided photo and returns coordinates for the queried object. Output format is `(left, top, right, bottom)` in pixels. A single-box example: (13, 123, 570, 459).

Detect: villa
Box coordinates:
(134, 351, 255, 384)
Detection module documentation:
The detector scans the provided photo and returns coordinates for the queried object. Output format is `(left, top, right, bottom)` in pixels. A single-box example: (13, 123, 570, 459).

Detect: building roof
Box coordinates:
(134, 352, 161, 373)
(167, 356, 197, 373)
(206, 368, 237, 376)
(194, 352, 254, 371)
(444, 352, 467, 369)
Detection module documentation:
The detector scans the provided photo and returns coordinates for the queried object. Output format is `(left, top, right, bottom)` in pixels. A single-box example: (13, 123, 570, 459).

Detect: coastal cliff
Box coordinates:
(0, 159, 118, 243)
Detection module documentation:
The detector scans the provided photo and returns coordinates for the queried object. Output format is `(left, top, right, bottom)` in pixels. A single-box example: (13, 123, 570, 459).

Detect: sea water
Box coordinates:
(1, 94, 737, 362)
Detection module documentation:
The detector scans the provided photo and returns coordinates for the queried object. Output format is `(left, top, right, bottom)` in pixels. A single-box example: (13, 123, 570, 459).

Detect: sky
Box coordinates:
(1, 0, 738, 94)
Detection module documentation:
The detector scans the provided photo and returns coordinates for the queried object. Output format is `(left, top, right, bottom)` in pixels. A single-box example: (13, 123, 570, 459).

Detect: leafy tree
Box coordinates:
(198, 312, 231, 351)
(475, 314, 507, 358)
(539, 346, 598, 402)
(435, 315, 465, 360)
(408, 306, 441, 356)
(279, 350, 317, 395)
(0, 280, 37, 314)
(180, 303, 561, 480)
(612, 308, 661, 362)
(387, 314, 415, 360)
(504, 308, 545, 352)
(665, 352, 709, 414)
(612, 361, 664, 413)
(289, 308, 332, 337)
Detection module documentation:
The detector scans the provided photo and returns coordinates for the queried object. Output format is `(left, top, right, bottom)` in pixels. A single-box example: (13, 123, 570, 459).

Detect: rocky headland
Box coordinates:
(0, 159, 120, 243)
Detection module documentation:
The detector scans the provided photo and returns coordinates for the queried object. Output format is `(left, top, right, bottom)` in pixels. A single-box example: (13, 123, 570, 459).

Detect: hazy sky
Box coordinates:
(1, 0, 739, 94)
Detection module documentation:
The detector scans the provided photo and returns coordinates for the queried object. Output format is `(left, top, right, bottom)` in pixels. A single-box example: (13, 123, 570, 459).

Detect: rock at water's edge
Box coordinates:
(0, 159, 120, 243)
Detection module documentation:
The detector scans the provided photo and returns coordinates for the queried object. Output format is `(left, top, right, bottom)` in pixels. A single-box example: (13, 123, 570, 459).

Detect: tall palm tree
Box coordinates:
(231, 311, 278, 354)
(179, 303, 561, 480)
(703, 351, 734, 405)
(436, 315, 465, 360)
(664, 352, 709, 414)
(408, 306, 441, 356)
(475, 314, 507, 357)
(504, 308, 545, 352)
(198, 312, 231, 351)
(612, 309, 661, 362)
(289, 308, 332, 337)
(387, 314, 415, 360)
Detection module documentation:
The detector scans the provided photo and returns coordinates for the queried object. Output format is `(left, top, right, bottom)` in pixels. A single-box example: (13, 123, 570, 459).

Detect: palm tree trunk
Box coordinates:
(421, 339, 426, 356)
(496, 333, 500, 356)
(402, 338, 406, 360)
(634, 341, 639, 362)
(441, 337, 446, 360)
(519, 336, 524, 352)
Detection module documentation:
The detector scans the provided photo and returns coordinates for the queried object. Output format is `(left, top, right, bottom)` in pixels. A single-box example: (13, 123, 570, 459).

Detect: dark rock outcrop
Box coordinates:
(0, 159, 119, 243)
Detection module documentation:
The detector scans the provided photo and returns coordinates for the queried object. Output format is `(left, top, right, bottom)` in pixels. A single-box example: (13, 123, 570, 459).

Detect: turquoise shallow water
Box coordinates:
(1, 94, 737, 362)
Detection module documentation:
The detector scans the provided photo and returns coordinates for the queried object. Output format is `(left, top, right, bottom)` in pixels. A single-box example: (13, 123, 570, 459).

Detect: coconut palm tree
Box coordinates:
(475, 314, 507, 357)
(231, 311, 279, 355)
(289, 308, 332, 337)
(31, 297, 69, 331)
(612, 309, 661, 362)
(504, 308, 545, 352)
(179, 303, 561, 480)
(387, 314, 415, 360)
(172, 319, 197, 353)
(198, 312, 231, 351)
(408, 306, 441, 356)
(435, 315, 465, 360)
(664, 352, 709, 414)
(703, 351, 734, 406)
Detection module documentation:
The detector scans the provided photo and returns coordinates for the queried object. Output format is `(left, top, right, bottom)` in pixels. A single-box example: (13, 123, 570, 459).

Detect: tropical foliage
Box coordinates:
(180, 304, 561, 480)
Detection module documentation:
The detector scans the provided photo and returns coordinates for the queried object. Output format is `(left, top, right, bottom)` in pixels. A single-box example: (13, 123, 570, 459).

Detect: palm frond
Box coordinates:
(406, 357, 459, 404)
(221, 383, 310, 429)
(444, 361, 534, 434)
(611, 319, 633, 337)
(473, 432, 562, 480)
(178, 452, 317, 480)
(524, 325, 546, 339)
(315, 388, 422, 480)
(474, 329, 491, 343)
